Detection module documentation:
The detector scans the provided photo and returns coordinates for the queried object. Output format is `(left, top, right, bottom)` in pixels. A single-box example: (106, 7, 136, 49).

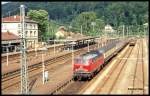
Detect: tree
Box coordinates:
(27, 10, 48, 41)
(95, 19, 105, 36)
(71, 11, 97, 36)
(2, 2, 148, 37)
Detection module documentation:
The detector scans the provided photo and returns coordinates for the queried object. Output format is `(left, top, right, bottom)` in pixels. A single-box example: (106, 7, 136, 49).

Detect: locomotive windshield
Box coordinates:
(74, 51, 99, 65)
(82, 53, 98, 65)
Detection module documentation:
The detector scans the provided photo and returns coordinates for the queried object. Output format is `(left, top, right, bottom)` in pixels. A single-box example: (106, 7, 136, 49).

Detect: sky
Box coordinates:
(1, 2, 8, 5)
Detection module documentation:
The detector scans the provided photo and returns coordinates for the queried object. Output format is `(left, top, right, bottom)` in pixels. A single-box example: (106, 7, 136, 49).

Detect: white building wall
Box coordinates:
(2, 23, 19, 35)
(2, 22, 38, 48)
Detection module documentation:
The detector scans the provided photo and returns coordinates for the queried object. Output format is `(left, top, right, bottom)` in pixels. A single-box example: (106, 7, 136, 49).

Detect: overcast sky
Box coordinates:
(2, 2, 8, 4)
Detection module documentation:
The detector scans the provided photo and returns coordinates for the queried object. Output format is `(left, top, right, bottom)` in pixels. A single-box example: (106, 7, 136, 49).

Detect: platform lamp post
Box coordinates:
(6, 46, 10, 66)
(6, 46, 9, 66)
(87, 40, 91, 52)
(6, 42, 11, 66)
(96, 38, 101, 49)
(54, 39, 55, 56)
(34, 46, 37, 57)
(80, 25, 83, 35)
(39, 47, 48, 84)
(122, 25, 125, 39)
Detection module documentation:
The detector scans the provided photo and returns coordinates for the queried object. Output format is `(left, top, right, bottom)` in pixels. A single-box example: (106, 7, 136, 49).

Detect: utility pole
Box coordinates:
(80, 25, 83, 35)
(20, 5, 28, 94)
(131, 25, 133, 37)
(48, 14, 50, 37)
(123, 25, 125, 38)
(91, 22, 96, 32)
(127, 26, 128, 37)
(6, 47, 9, 66)
(128, 26, 130, 37)
(8, 11, 10, 17)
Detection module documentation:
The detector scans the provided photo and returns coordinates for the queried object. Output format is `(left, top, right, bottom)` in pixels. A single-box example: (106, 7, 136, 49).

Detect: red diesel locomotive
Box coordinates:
(73, 39, 128, 80)
(73, 51, 104, 80)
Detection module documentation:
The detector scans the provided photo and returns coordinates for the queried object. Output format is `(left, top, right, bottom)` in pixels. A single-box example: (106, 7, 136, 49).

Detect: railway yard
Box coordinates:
(1, 37, 149, 95)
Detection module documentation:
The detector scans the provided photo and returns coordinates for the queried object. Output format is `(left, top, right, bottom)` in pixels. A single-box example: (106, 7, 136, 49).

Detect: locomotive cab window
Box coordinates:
(82, 53, 98, 65)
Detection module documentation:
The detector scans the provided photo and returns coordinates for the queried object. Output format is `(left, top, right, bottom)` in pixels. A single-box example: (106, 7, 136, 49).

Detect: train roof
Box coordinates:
(82, 53, 98, 60)
(80, 50, 102, 60)
(98, 41, 118, 52)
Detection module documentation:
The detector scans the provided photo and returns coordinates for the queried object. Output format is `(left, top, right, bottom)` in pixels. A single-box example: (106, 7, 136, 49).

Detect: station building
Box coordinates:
(1, 31, 21, 53)
(2, 15, 38, 48)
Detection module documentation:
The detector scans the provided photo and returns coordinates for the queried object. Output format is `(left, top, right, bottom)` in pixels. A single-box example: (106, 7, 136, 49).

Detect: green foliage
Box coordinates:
(71, 12, 105, 36)
(2, 2, 148, 37)
(71, 12, 97, 35)
(27, 10, 48, 40)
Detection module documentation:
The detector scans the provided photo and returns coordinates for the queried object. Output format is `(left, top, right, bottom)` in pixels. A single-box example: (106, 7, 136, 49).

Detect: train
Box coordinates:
(73, 38, 129, 80)
(129, 38, 136, 46)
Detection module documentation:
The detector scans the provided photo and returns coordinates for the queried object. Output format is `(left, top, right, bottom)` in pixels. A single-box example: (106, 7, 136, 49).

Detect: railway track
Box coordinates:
(80, 43, 133, 94)
(94, 45, 134, 93)
(75, 42, 128, 94)
(2, 44, 97, 91)
(2, 39, 116, 94)
(2, 38, 112, 64)
(2, 42, 98, 77)
(1, 44, 64, 64)
(2, 56, 70, 90)
(108, 47, 134, 93)
(141, 39, 145, 94)
(53, 80, 89, 95)
(131, 39, 145, 94)
(49, 42, 130, 95)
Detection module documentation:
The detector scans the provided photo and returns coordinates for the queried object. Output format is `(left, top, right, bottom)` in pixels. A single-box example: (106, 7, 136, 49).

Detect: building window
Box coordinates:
(18, 24, 21, 28)
(26, 24, 27, 28)
(18, 30, 21, 35)
(26, 31, 28, 36)
(3, 24, 7, 29)
(2, 24, 4, 29)
(30, 24, 32, 29)
(34, 31, 36, 36)
(30, 31, 32, 37)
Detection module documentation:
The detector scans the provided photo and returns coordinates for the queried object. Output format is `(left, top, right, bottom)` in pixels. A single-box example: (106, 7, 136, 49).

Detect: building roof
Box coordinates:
(2, 32, 20, 41)
(2, 15, 37, 23)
